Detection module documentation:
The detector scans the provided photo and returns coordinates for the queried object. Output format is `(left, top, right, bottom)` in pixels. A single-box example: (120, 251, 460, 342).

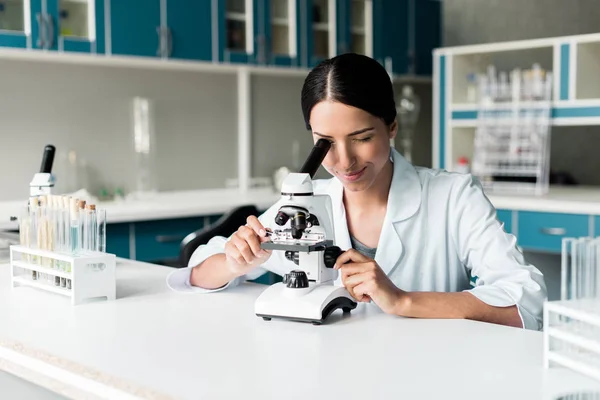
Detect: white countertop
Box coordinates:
(487, 185, 600, 215)
(0, 188, 281, 231)
(0, 259, 599, 399)
(2, 185, 600, 233)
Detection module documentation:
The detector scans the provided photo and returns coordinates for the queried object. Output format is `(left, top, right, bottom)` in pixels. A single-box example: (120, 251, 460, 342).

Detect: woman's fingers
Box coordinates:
(334, 249, 371, 269)
(231, 235, 255, 264)
(238, 226, 264, 258)
(246, 216, 267, 237)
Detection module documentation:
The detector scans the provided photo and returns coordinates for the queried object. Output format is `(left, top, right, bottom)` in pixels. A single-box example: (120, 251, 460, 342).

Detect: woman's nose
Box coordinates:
(334, 144, 356, 171)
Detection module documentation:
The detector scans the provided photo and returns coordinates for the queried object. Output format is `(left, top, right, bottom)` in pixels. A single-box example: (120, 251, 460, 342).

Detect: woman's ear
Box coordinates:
(388, 119, 398, 140)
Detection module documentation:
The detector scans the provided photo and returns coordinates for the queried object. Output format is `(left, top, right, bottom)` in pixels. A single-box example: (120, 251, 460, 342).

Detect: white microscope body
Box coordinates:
(254, 140, 357, 325)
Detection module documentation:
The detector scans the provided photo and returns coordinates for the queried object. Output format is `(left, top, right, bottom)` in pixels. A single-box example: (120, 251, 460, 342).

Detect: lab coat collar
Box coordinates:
(329, 148, 422, 275)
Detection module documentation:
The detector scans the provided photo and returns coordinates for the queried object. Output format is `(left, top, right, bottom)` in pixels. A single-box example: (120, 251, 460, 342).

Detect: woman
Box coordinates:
(167, 53, 547, 330)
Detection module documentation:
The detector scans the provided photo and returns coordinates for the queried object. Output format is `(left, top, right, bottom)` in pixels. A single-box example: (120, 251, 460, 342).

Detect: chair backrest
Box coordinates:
(179, 205, 260, 267)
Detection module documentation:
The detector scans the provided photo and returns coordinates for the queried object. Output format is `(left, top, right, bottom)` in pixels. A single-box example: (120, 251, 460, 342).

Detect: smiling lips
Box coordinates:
(341, 167, 367, 182)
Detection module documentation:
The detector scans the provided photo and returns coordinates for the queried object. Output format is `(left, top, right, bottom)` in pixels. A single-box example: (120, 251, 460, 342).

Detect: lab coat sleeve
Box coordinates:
(450, 175, 548, 331)
(166, 203, 282, 293)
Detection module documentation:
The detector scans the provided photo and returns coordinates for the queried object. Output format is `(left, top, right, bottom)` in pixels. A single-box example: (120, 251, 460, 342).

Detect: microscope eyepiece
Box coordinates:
(299, 138, 331, 178)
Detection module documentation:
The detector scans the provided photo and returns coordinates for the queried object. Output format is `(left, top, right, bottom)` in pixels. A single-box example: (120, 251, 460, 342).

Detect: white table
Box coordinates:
(0, 260, 599, 400)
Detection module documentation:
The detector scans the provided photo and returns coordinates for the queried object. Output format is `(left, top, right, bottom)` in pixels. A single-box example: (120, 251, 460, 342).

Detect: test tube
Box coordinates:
(30, 197, 39, 279)
(18, 205, 31, 277)
(66, 197, 80, 290)
(96, 209, 106, 253)
(61, 196, 71, 288)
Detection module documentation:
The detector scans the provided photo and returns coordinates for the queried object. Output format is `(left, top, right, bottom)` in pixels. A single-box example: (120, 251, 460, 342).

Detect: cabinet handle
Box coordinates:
(155, 235, 186, 243)
(540, 227, 566, 236)
(44, 14, 54, 49)
(36, 13, 45, 49)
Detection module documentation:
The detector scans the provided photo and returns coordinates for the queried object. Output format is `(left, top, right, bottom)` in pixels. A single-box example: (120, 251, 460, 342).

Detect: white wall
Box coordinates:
(0, 58, 432, 201)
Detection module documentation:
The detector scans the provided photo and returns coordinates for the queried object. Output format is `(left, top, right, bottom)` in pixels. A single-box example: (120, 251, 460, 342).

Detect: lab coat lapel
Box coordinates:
(375, 149, 422, 276)
(325, 149, 422, 276)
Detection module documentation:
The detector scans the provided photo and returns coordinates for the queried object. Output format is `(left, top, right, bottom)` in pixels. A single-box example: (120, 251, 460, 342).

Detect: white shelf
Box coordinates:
(12, 260, 71, 279)
(12, 276, 72, 297)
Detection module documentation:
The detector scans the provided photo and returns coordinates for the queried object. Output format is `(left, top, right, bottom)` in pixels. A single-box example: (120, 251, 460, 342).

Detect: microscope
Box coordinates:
(254, 139, 358, 325)
(30, 145, 56, 197)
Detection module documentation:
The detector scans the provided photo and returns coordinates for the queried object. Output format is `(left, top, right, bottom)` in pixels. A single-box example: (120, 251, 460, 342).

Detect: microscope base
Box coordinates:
(255, 283, 358, 325)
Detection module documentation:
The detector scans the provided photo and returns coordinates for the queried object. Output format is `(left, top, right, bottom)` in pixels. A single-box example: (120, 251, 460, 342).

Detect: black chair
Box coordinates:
(179, 205, 260, 268)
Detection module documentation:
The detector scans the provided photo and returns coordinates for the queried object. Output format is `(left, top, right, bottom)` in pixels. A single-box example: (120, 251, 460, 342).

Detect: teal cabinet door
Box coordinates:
(413, 0, 441, 75)
(106, 223, 131, 259)
(496, 209, 512, 234)
(262, 0, 302, 66)
(303, 0, 334, 67)
(373, 0, 409, 74)
(336, 0, 368, 56)
(218, 0, 261, 64)
(49, 0, 105, 53)
(0, 0, 29, 48)
(517, 211, 589, 253)
(109, 0, 161, 57)
(166, 0, 212, 61)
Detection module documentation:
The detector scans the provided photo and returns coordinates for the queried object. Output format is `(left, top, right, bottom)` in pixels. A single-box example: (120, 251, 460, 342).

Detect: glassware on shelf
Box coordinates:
(396, 85, 421, 164)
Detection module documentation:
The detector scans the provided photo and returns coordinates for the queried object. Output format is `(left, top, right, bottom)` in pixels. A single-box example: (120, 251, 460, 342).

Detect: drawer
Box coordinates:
(517, 211, 590, 253)
(135, 217, 210, 263)
(106, 223, 131, 259)
(496, 209, 513, 233)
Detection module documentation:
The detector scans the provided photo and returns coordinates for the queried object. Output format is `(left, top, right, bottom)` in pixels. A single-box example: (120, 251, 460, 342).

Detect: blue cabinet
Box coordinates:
(0, 0, 441, 75)
(134, 217, 206, 263)
(109, 0, 161, 58)
(374, 0, 409, 74)
(517, 211, 589, 253)
(165, 0, 212, 61)
(106, 222, 131, 259)
(496, 209, 513, 234)
(413, 0, 441, 75)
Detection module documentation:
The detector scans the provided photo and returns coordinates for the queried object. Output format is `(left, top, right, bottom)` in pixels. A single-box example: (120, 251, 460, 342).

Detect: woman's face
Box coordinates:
(309, 100, 397, 192)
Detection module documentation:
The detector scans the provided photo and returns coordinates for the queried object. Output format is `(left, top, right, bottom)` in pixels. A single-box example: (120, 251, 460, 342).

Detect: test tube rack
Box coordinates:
(9, 245, 116, 305)
(543, 237, 600, 382)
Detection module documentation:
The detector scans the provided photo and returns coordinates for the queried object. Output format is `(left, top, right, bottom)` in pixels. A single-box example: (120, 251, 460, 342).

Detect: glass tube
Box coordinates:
(96, 209, 106, 253)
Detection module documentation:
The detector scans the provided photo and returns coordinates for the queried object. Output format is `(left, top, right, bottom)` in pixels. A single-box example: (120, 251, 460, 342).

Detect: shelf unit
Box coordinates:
(433, 32, 600, 173)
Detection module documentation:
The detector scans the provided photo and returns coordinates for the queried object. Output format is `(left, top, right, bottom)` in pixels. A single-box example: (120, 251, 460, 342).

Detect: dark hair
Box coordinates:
(301, 53, 397, 130)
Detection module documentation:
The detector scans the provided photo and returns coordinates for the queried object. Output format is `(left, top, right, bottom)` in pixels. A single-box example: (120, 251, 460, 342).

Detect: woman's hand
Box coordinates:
(334, 249, 407, 315)
(224, 216, 273, 277)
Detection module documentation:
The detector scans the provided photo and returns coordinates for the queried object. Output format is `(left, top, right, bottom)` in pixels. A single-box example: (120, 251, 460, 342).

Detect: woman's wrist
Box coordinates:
(393, 289, 411, 316)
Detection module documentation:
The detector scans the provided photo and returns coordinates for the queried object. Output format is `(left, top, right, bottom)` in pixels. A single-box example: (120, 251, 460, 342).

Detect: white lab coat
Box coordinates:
(167, 149, 547, 330)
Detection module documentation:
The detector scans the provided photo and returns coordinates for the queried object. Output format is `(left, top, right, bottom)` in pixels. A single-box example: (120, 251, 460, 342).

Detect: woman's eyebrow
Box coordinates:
(313, 127, 375, 138)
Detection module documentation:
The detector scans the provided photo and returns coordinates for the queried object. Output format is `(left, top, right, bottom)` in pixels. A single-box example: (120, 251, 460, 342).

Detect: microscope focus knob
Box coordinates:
(324, 246, 343, 269)
(284, 270, 309, 289)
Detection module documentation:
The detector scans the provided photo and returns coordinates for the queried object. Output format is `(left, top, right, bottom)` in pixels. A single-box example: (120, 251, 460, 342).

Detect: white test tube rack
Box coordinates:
(543, 237, 600, 382)
(9, 245, 116, 305)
